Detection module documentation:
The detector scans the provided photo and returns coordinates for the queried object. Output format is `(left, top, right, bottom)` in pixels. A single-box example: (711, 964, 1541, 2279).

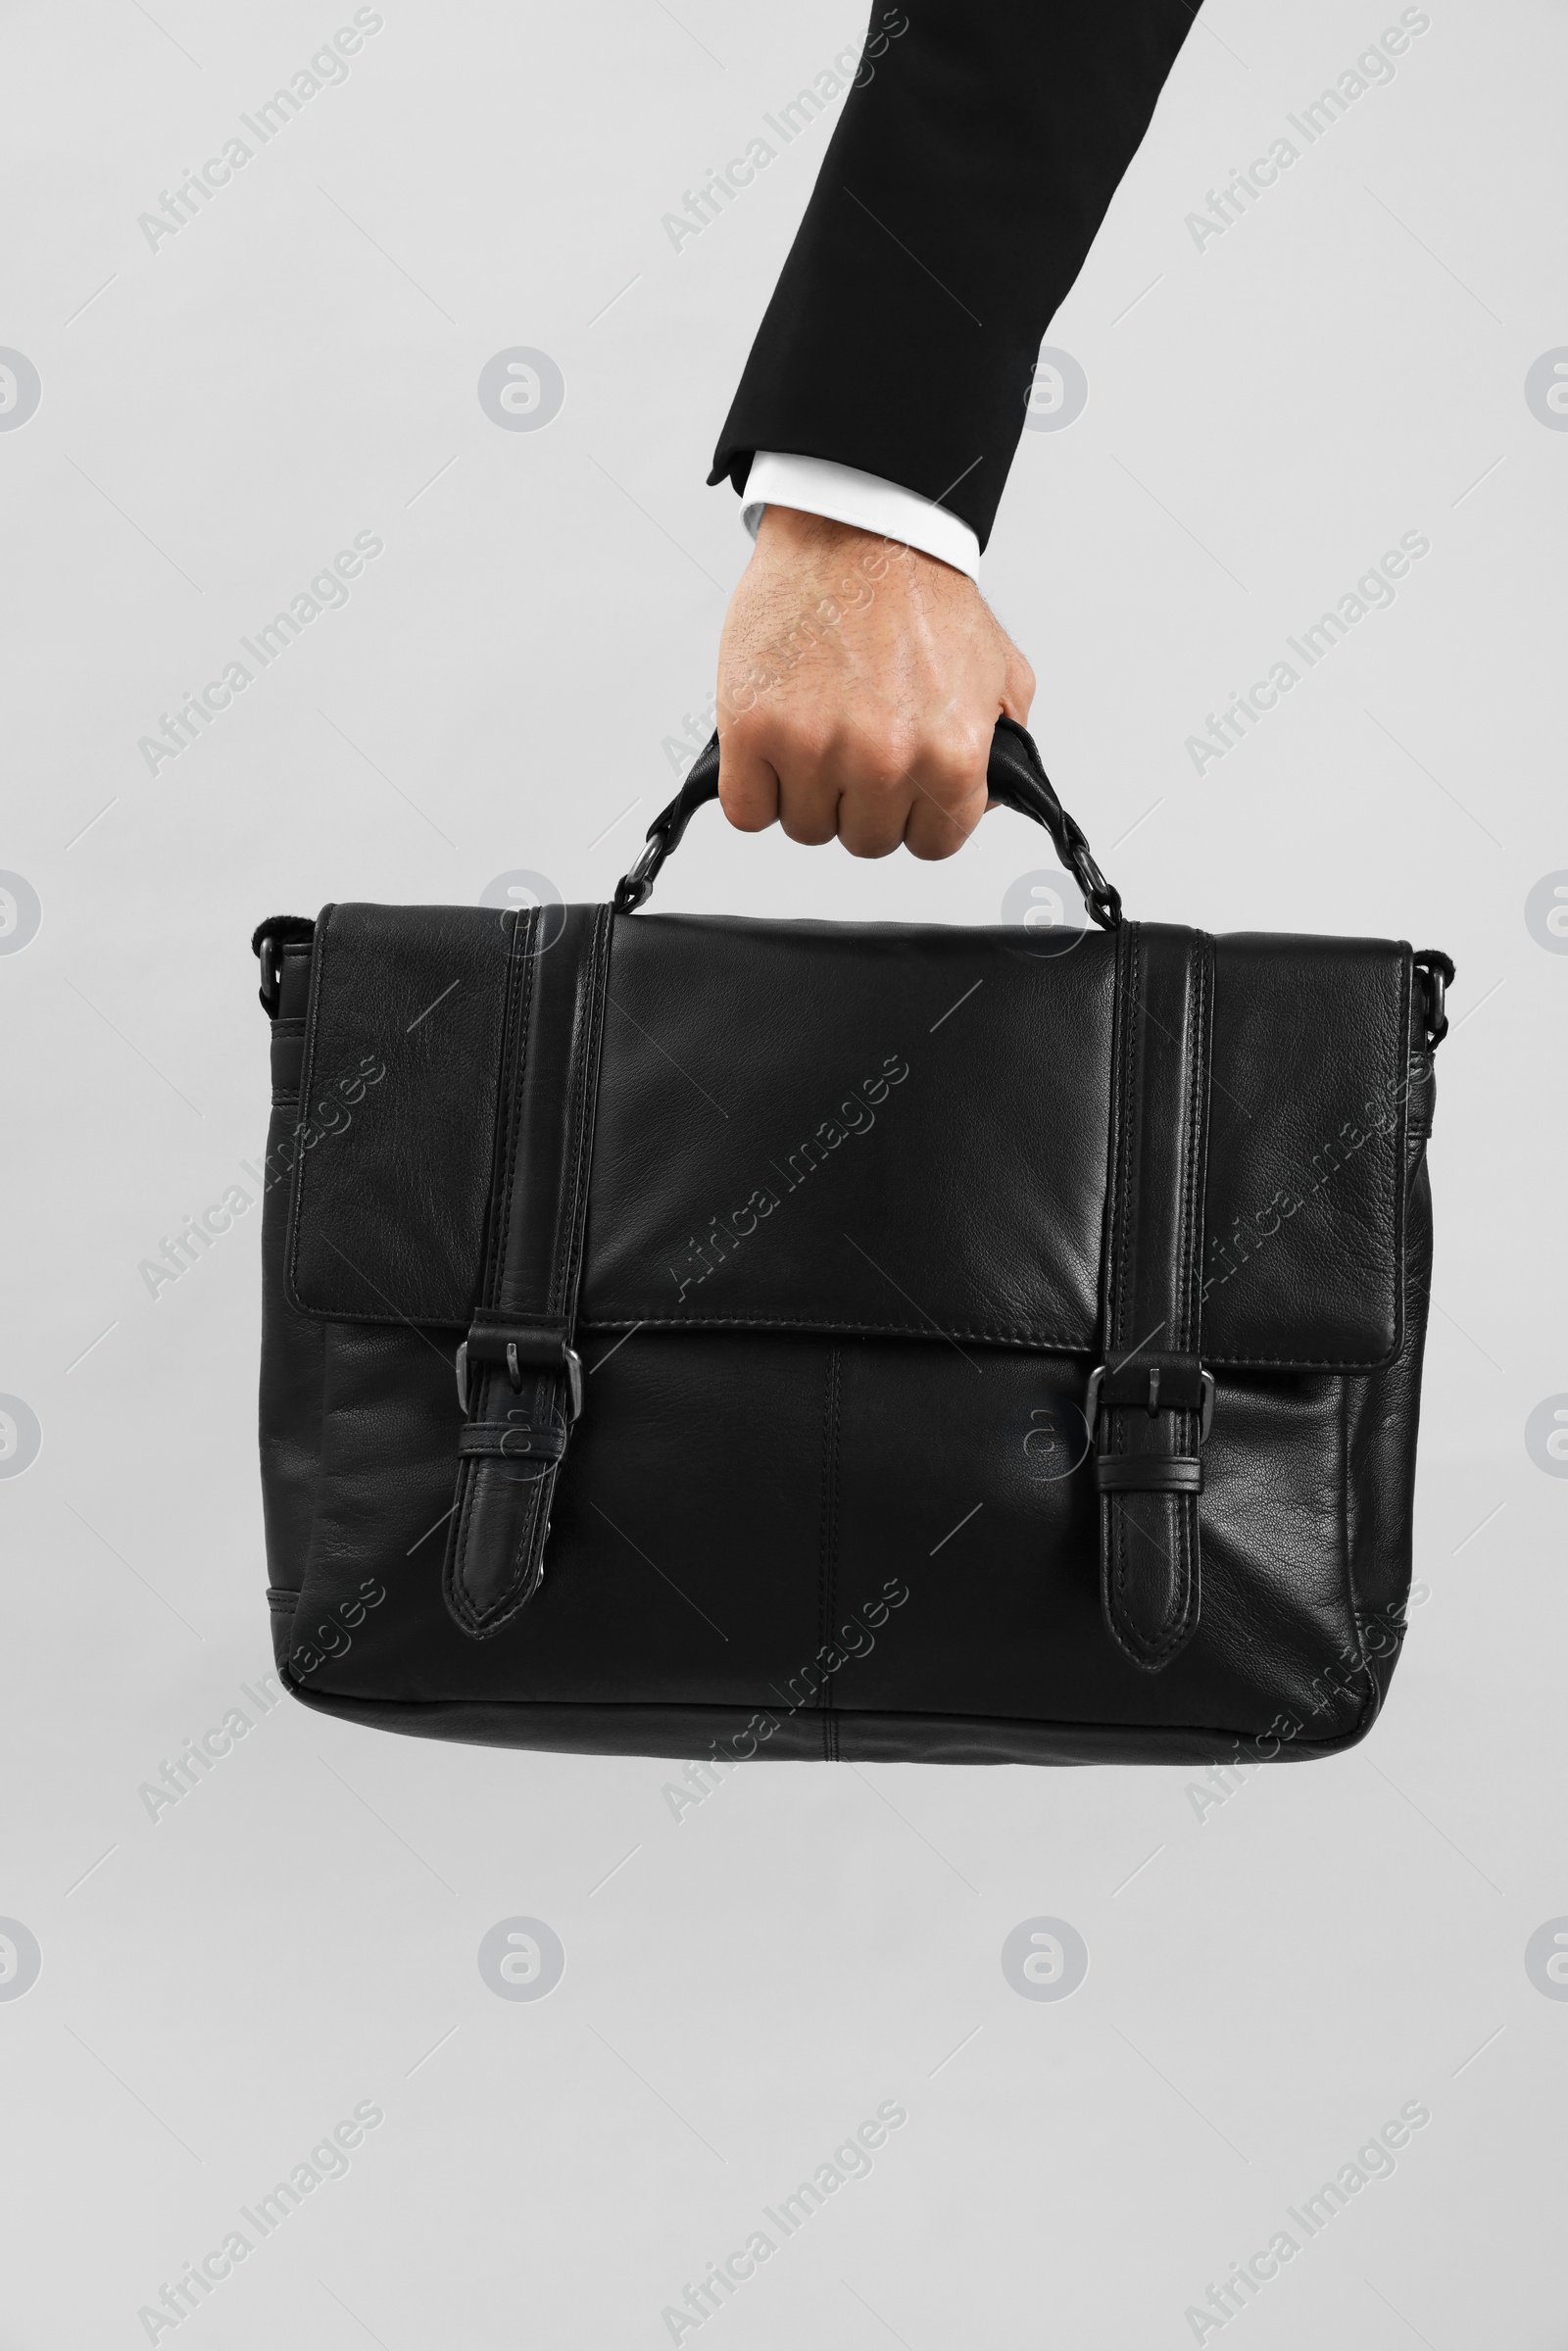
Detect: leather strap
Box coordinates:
(443, 902, 612, 1637)
(1096, 921, 1215, 1671)
(1097, 1455, 1203, 1495)
(613, 718, 1120, 929)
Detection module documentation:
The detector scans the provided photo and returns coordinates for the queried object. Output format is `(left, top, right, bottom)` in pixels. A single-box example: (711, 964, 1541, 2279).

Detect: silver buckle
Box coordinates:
(1085, 1363, 1214, 1444)
(456, 1341, 583, 1421)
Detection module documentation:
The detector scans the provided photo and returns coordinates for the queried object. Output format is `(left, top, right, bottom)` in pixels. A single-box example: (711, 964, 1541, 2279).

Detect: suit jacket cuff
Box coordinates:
(740, 452, 982, 582)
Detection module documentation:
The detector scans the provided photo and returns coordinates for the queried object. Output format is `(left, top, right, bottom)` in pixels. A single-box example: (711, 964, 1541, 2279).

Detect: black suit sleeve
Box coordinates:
(709, 0, 1203, 551)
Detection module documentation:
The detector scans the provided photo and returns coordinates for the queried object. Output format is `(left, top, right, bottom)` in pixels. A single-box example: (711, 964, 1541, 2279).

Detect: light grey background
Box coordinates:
(1, 0, 1563, 2342)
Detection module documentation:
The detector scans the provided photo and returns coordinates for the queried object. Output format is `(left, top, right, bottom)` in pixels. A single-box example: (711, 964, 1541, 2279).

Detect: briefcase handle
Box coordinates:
(612, 716, 1122, 927)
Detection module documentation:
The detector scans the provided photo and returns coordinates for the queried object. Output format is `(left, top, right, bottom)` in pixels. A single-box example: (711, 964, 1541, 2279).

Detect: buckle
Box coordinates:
(456, 1338, 583, 1420)
(1086, 1361, 1214, 1444)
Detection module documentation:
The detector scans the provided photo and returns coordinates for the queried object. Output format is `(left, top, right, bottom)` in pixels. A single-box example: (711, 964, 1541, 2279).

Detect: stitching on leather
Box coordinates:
(817, 1342, 842, 1753)
(1166, 936, 1214, 1660)
(507, 905, 612, 1618)
(449, 910, 541, 1634)
(1149, 940, 1212, 1669)
(1338, 1371, 1382, 1741)
(285, 903, 335, 1310)
(1156, 938, 1204, 1670)
(457, 904, 612, 1636)
(493, 908, 541, 1302)
(1104, 932, 1213, 1673)
(580, 1311, 1098, 1346)
(1109, 926, 1134, 1358)
(1106, 924, 1138, 1655)
(277, 1658, 1380, 1756)
(1387, 947, 1410, 1359)
(552, 904, 611, 1317)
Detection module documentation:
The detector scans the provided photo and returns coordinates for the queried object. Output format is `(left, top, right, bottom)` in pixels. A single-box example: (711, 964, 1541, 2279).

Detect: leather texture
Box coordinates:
(443, 900, 611, 1638)
(1095, 923, 1214, 1671)
(255, 761, 1445, 1767)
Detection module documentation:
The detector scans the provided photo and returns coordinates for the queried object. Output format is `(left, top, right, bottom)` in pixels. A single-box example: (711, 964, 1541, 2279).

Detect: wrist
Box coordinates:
(754, 504, 970, 586)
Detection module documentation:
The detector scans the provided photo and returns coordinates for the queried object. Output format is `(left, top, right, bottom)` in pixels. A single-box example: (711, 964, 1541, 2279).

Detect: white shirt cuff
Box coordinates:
(741, 452, 981, 584)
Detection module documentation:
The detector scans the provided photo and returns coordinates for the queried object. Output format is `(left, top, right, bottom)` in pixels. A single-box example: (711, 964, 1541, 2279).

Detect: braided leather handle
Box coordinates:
(612, 716, 1122, 927)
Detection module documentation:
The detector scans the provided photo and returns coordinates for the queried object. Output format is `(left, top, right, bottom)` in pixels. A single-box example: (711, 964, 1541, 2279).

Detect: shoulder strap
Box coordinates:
(443, 902, 612, 1637)
(1094, 920, 1215, 1670)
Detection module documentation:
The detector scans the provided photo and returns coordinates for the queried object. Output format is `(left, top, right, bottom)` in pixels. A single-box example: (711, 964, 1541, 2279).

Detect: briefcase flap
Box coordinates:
(284, 904, 1419, 1372)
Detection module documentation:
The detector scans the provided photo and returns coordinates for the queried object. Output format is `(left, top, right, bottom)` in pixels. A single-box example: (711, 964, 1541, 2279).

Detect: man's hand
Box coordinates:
(714, 505, 1035, 860)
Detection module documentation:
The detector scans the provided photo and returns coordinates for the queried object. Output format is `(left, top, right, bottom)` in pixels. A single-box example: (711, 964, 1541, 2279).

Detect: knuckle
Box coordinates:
(925, 721, 991, 794)
(845, 730, 917, 797)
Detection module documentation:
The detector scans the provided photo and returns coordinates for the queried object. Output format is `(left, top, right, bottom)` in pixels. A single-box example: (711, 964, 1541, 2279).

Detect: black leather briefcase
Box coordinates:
(253, 721, 1451, 1767)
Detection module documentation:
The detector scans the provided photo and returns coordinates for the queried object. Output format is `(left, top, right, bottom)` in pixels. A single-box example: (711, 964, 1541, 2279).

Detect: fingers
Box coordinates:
(901, 717, 994, 861)
(711, 512, 1037, 864)
(721, 717, 844, 844)
(725, 711, 994, 861)
(715, 727, 780, 835)
(833, 735, 918, 859)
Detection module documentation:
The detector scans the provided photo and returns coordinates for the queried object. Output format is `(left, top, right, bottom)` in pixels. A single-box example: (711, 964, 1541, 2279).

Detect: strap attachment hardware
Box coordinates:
(1413, 949, 1455, 1049)
(1086, 1358, 1214, 1445)
(456, 1325, 584, 1420)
